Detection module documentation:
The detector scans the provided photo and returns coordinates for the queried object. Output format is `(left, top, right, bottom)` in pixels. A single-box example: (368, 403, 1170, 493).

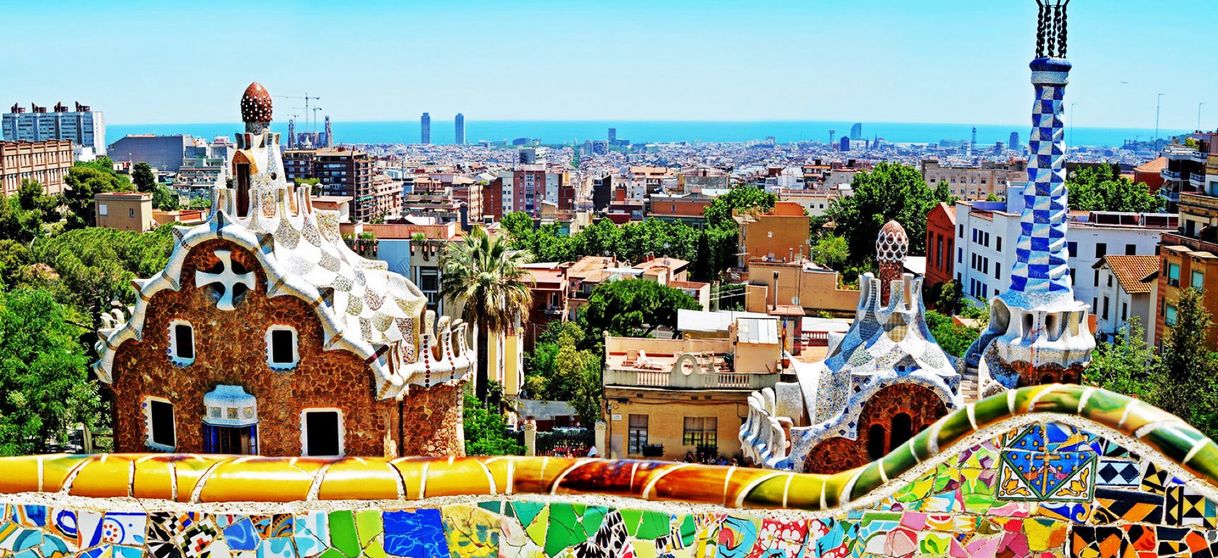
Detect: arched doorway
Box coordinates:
(859, 383, 948, 460)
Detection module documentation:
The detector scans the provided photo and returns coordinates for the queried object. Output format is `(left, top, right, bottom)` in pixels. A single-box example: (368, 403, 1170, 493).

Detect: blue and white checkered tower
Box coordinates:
(1008, 56, 1073, 302)
(959, 0, 1094, 398)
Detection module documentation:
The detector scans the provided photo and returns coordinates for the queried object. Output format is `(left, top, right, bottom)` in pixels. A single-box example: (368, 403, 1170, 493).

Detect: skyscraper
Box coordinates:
(970, 126, 977, 148)
(454, 113, 465, 145)
(1009, 131, 1020, 153)
(324, 116, 333, 148)
(608, 127, 616, 144)
(420, 112, 431, 145)
(961, 0, 1093, 393)
(850, 122, 862, 140)
(3, 101, 106, 155)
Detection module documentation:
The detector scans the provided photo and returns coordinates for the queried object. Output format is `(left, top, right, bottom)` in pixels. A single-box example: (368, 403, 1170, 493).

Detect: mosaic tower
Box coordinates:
(961, 0, 1094, 396)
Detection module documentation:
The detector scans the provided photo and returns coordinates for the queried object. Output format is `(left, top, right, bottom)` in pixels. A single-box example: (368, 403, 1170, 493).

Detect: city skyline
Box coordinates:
(5, 0, 1214, 130)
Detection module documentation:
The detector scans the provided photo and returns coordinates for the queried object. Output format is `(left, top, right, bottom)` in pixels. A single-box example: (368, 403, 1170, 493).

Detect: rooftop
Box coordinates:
(1095, 255, 1160, 294)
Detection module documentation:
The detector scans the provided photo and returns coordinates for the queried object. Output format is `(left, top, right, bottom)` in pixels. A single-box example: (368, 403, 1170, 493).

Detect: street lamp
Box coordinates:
(1155, 93, 1165, 143)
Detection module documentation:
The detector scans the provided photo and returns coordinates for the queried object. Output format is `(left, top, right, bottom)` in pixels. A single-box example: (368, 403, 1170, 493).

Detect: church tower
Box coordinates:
(962, 0, 1095, 396)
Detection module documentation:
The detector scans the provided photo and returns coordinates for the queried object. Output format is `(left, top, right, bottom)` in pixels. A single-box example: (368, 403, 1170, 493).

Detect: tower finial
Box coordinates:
(1034, 0, 1069, 59)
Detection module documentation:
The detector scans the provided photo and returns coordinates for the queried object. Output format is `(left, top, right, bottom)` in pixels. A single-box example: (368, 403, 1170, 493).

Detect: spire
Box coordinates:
(1034, 0, 1069, 59)
(240, 82, 273, 134)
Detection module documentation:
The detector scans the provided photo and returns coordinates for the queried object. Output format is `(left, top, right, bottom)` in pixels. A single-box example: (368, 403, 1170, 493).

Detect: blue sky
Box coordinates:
(4, 0, 1214, 128)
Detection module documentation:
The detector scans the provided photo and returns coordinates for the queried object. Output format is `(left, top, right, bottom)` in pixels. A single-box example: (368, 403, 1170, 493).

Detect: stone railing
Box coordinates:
(603, 368, 778, 390)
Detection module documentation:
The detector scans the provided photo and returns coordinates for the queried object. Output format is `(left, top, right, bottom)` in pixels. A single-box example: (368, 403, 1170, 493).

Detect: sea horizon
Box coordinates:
(107, 120, 1188, 149)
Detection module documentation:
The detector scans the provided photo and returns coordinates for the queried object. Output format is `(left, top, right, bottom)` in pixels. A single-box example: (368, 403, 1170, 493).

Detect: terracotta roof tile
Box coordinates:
(1099, 255, 1160, 294)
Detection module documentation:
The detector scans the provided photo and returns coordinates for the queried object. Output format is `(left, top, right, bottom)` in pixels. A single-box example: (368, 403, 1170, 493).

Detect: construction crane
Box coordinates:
(276, 94, 321, 131)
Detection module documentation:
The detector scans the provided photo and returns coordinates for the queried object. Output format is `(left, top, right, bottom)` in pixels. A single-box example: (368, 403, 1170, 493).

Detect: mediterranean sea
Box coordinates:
(108, 120, 1185, 148)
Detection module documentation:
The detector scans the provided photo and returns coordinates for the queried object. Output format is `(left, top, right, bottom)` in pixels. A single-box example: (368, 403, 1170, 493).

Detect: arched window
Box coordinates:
(890, 413, 913, 450)
(867, 424, 887, 460)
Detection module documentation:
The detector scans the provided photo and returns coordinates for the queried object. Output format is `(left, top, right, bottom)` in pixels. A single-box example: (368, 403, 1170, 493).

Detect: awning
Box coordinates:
(203, 385, 258, 427)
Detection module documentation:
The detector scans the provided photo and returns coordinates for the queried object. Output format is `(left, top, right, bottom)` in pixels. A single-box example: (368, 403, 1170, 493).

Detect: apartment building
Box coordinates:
(0, 139, 73, 196)
(3, 101, 105, 155)
(1155, 131, 1218, 346)
(922, 158, 1027, 200)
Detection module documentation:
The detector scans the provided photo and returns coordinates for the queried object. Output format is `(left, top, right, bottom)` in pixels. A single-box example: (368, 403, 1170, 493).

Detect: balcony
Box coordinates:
(1191, 173, 1208, 189)
(1191, 151, 1211, 164)
(603, 368, 778, 390)
(1162, 169, 1182, 181)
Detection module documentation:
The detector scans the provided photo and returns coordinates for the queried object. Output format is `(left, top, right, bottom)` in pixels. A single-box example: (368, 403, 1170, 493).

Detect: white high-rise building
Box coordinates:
(3, 102, 105, 156)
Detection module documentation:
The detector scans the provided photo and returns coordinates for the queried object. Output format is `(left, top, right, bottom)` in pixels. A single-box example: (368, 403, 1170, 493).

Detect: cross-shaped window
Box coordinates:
(195, 249, 255, 311)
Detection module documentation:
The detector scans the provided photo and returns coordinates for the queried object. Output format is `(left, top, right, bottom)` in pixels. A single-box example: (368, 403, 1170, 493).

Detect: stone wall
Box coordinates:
(110, 239, 396, 456)
(399, 381, 465, 457)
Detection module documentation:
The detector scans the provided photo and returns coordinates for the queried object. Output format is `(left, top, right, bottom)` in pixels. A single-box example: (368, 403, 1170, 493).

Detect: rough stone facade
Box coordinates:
(110, 239, 397, 456)
(399, 382, 465, 457)
(802, 383, 948, 474)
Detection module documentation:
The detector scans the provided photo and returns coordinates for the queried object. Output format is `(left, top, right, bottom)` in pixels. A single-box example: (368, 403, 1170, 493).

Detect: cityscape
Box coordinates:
(2, 1, 1218, 557)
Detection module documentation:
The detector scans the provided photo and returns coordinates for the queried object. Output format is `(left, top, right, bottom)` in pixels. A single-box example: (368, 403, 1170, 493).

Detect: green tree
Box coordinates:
(1067, 165, 1163, 213)
(62, 158, 134, 228)
(0, 288, 102, 455)
(440, 226, 533, 400)
(32, 225, 175, 329)
(811, 235, 849, 270)
(703, 185, 776, 228)
(824, 162, 952, 265)
(1083, 318, 1161, 401)
(580, 279, 701, 341)
(933, 280, 964, 315)
(924, 310, 981, 358)
(524, 323, 603, 426)
(1158, 288, 1218, 436)
(463, 389, 524, 456)
(132, 162, 157, 193)
(0, 180, 60, 243)
(0, 240, 32, 290)
(152, 185, 181, 211)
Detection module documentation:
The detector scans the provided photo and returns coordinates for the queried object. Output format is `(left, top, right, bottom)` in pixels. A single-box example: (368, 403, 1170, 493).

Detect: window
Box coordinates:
(302, 409, 344, 456)
(146, 397, 176, 450)
(1094, 270, 1100, 287)
(996, 237, 1003, 251)
(266, 326, 299, 369)
(627, 414, 648, 454)
(958, 248, 963, 264)
(1126, 244, 1137, 256)
(682, 417, 718, 448)
(1121, 302, 1127, 322)
(169, 320, 195, 365)
(1167, 263, 1181, 287)
(1102, 297, 1110, 320)
(1193, 270, 1204, 291)
(1166, 305, 1179, 327)
(996, 266, 1001, 280)
(128, 208, 135, 218)
(1095, 243, 1107, 258)
(99, 203, 108, 216)
(958, 224, 964, 238)
(1068, 242, 1077, 257)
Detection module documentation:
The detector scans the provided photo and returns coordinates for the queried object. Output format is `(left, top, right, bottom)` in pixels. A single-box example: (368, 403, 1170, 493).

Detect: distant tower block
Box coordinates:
(828, 129, 836, 148)
(850, 122, 863, 140)
(971, 126, 978, 147)
(454, 113, 465, 145)
(1009, 131, 1020, 152)
(324, 115, 333, 147)
(420, 112, 431, 145)
(608, 127, 617, 144)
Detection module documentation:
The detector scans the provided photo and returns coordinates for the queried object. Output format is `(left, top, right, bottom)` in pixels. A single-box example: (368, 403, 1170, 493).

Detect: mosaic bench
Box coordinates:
(1, 384, 1217, 557)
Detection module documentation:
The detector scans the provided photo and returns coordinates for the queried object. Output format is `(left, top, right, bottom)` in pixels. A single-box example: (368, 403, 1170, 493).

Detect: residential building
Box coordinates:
(420, 113, 431, 145)
(95, 191, 156, 232)
(1133, 156, 1166, 193)
(3, 101, 105, 155)
(1093, 255, 1158, 345)
(924, 202, 956, 291)
(921, 158, 1028, 200)
(521, 263, 571, 347)
(602, 317, 782, 461)
(108, 134, 192, 171)
(648, 193, 713, 224)
(776, 189, 836, 218)
(454, 113, 465, 145)
(743, 259, 859, 316)
(0, 139, 73, 196)
(282, 147, 379, 222)
(735, 201, 812, 269)
(954, 183, 1176, 310)
(1155, 130, 1218, 346)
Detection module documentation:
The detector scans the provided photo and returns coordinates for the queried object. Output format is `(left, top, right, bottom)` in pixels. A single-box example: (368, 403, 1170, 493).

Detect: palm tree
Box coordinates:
(440, 226, 533, 400)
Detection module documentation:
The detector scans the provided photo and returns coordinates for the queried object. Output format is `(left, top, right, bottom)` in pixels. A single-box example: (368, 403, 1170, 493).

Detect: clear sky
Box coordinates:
(4, 0, 1213, 128)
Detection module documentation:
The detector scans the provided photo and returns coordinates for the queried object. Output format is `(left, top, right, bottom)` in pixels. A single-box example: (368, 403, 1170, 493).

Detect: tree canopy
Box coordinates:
(0, 180, 60, 243)
(703, 185, 776, 228)
(823, 162, 953, 265)
(62, 158, 133, 229)
(463, 386, 523, 456)
(523, 322, 602, 426)
(0, 288, 102, 455)
(580, 278, 701, 340)
(1067, 165, 1163, 213)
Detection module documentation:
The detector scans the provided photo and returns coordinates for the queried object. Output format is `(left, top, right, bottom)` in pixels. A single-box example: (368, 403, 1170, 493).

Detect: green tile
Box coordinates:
(619, 508, 643, 537)
(512, 501, 545, 528)
(544, 503, 586, 557)
(355, 509, 383, 548)
(318, 548, 347, 558)
(635, 510, 670, 540)
(677, 515, 696, 547)
(477, 501, 504, 516)
(327, 510, 360, 558)
(580, 506, 607, 537)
